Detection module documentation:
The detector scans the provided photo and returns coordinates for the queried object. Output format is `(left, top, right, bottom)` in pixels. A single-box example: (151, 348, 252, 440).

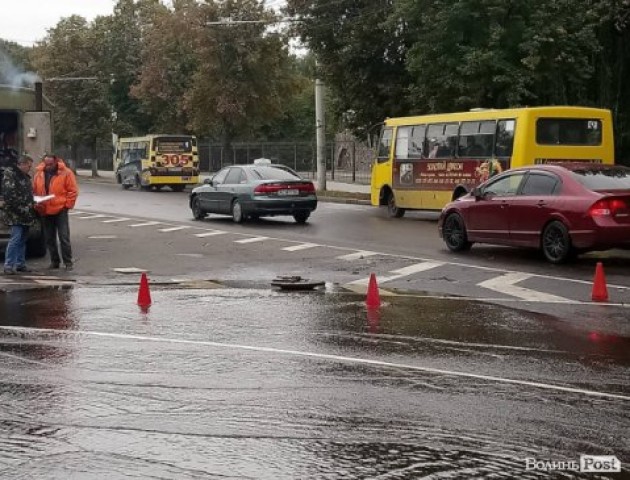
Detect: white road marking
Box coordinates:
(158, 226, 191, 233)
(102, 217, 130, 223)
(88, 235, 118, 239)
(111, 267, 148, 273)
(194, 230, 227, 238)
(341, 332, 567, 354)
(129, 221, 162, 228)
(282, 243, 318, 252)
(68, 211, 85, 216)
(76, 214, 109, 220)
(2, 326, 627, 401)
(336, 251, 378, 261)
(349, 262, 444, 286)
(478, 273, 572, 303)
(235, 236, 268, 244)
(33, 279, 75, 287)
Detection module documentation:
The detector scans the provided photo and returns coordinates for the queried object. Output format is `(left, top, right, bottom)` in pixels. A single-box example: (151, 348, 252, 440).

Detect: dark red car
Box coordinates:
(438, 163, 630, 263)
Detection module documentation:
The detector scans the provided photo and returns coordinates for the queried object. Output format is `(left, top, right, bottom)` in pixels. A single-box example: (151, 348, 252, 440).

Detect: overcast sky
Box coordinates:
(1, 0, 117, 46)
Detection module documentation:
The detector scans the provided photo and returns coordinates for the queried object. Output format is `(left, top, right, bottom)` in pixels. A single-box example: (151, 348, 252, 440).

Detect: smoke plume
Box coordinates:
(0, 49, 41, 88)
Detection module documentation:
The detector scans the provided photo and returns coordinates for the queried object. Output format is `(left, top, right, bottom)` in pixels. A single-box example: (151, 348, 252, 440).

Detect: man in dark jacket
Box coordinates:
(2, 155, 36, 275)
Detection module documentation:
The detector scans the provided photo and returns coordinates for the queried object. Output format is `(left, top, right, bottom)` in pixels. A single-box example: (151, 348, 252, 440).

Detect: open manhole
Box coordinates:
(271, 275, 325, 291)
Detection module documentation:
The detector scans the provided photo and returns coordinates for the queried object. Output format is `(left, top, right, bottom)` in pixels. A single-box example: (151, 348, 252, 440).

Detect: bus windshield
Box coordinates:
(154, 136, 194, 154)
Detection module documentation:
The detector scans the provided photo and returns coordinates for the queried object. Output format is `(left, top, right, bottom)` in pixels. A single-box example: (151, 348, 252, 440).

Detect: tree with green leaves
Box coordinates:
(287, 0, 414, 137)
(31, 15, 112, 160)
(185, 0, 297, 150)
(96, 0, 164, 137)
(130, 0, 199, 134)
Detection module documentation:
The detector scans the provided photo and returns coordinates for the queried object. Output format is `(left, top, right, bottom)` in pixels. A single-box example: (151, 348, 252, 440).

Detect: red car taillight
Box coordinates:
(589, 198, 629, 217)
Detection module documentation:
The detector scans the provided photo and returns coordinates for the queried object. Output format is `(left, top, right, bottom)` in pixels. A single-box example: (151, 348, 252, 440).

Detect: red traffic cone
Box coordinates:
(137, 272, 152, 309)
(366, 273, 381, 309)
(591, 262, 608, 302)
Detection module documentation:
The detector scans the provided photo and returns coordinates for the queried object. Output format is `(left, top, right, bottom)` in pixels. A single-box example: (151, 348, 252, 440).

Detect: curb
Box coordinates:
(317, 197, 371, 205)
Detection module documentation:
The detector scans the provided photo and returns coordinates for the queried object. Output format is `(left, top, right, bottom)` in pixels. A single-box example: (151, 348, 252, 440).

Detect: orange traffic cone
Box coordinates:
(137, 272, 152, 310)
(366, 273, 381, 309)
(591, 262, 608, 302)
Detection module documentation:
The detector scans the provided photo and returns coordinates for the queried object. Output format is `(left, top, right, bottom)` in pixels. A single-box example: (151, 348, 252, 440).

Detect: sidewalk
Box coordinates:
(76, 169, 371, 204)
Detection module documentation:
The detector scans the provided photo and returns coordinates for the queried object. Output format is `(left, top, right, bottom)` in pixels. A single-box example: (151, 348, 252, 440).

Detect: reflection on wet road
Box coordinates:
(0, 287, 628, 479)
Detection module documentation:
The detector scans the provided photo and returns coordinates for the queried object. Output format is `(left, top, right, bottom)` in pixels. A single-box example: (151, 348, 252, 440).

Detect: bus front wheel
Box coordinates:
(386, 191, 405, 218)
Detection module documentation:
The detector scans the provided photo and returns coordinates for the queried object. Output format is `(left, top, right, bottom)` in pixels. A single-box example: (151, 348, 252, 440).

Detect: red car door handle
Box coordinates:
(537, 201, 547, 207)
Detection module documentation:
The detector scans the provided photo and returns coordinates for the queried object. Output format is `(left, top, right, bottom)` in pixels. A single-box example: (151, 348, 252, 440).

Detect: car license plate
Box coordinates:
(278, 189, 299, 196)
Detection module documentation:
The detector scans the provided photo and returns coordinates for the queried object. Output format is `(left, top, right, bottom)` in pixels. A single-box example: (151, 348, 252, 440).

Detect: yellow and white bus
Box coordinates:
(371, 106, 615, 216)
(114, 134, 199, 191)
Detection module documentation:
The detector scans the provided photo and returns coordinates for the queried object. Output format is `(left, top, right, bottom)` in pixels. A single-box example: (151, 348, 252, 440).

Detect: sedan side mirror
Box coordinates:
(203, 178, 213, 186)
(472, 187, 483, 199)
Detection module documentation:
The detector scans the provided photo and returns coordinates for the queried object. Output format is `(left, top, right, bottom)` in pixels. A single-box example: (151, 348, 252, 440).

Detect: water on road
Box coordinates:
(0, 285, 628, 479)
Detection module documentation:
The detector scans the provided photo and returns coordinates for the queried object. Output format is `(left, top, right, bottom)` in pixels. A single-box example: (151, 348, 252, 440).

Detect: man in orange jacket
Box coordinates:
(32, 154, 79, 270)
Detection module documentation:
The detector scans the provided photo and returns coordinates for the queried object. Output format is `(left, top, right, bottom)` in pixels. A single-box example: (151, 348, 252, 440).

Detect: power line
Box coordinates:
(205, 17, 301, 26)
(46, 77, 98, 82)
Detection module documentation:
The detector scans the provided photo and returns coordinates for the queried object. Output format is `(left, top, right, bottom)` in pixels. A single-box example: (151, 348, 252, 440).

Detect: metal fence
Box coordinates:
(56, 139, 373, 184)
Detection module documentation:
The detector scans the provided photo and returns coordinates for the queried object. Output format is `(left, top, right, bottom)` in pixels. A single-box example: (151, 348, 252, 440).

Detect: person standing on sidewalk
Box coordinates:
(32, 154, 79, 271)
(1, 155, 36, 275)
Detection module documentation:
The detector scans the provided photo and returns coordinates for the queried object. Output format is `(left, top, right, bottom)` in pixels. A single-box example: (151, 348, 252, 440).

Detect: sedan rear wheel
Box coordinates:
(232, 199, 245, 223)
(542, 221, 572, 264)
(191, 197, 206, 220)
(293, 211, 310, 224)
(443, 213, 472, 252)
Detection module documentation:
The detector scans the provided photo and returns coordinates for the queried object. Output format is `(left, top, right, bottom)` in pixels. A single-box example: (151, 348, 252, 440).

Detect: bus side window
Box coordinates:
(459, 121, 495, 157)
(427, 123, 457, 159)
(396, 125, 426, 159)
(495, 119, 516, 157)
(140, 142, 148, 159)
(377, 127, 393, 163)
(395, 126, 410, 159)
(409, 125, 426, 158)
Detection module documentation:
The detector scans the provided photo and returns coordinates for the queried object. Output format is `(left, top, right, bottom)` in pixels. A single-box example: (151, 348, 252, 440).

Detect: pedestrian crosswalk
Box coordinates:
(59, 210, 630, 305)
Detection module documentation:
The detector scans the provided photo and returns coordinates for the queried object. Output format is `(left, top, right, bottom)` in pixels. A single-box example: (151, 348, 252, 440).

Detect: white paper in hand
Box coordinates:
(34, 195, 55, 204)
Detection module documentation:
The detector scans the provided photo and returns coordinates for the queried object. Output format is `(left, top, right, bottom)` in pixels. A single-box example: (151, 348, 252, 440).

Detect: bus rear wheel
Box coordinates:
(171, 185, 185, 192)
(386, 191, 405, 218)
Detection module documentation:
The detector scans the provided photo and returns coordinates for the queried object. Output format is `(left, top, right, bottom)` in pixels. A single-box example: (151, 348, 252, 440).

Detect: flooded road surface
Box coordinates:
(0, 285, 628, 479)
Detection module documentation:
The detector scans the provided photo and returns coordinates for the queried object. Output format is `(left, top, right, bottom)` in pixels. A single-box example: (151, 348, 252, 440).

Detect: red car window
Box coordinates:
(520, 173, 559, 195)
(571, 167, 630, 191)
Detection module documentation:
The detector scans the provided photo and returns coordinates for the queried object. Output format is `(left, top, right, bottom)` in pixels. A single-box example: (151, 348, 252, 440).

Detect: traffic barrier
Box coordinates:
(591, 262, 608, 302)
(366, 273, 381, 309)
(137, 272, 152, 310)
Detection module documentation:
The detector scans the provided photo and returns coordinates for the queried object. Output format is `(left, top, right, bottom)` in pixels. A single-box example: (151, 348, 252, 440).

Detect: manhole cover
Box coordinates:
(271, 275, 325, 291)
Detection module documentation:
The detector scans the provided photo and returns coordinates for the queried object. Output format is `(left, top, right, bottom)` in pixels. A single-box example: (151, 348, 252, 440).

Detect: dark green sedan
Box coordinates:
(189, 164, 317, 224)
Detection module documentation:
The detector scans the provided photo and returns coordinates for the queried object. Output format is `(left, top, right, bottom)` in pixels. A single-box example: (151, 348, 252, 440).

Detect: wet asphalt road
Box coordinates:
(0, 286, 628, 479)
(1, 179, 629, 478)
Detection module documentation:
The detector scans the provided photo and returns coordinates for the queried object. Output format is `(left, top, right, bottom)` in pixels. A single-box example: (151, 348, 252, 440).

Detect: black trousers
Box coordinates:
(42, 209, 73, 265)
